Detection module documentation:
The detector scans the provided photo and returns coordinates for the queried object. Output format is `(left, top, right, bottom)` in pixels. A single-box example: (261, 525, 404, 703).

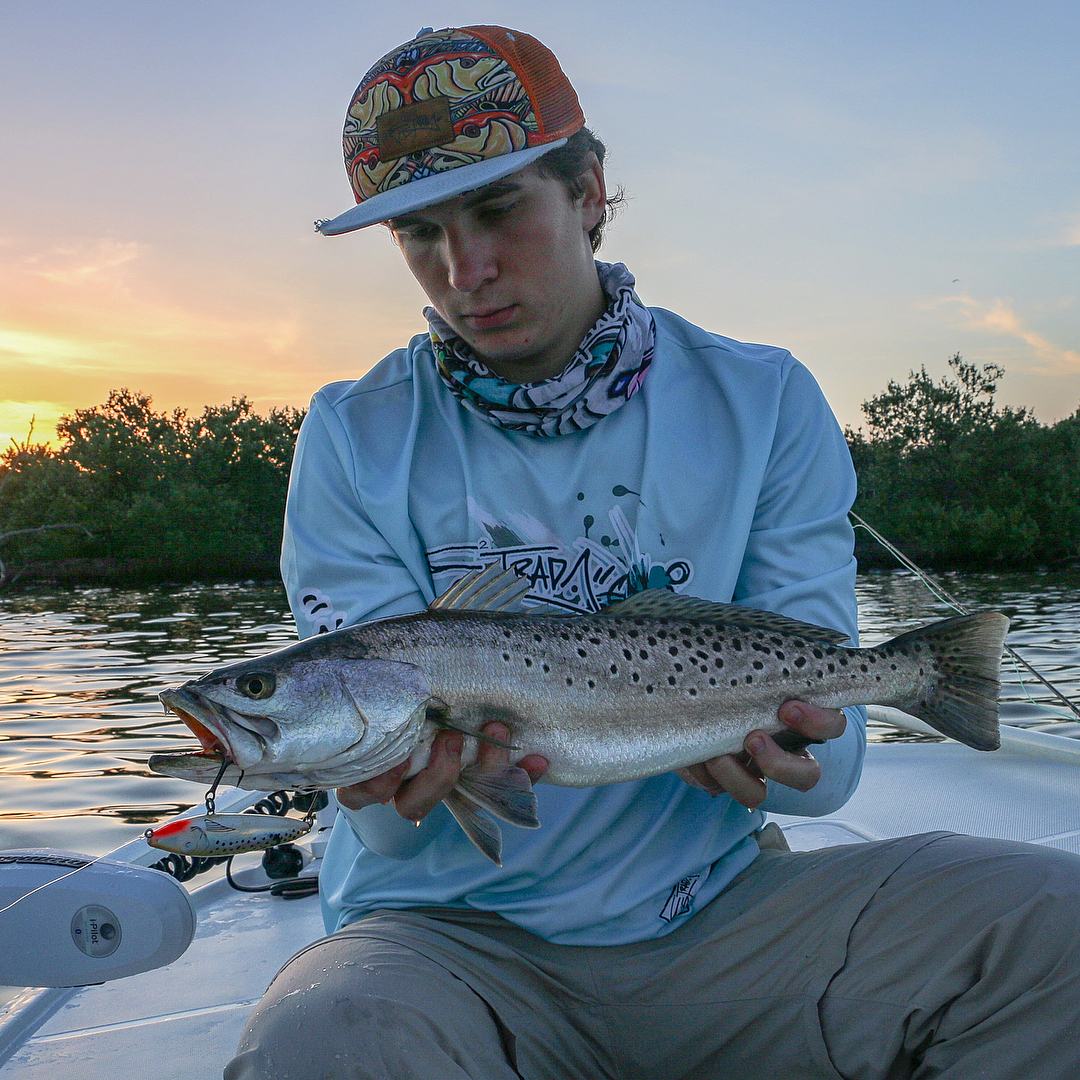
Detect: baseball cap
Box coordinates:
(315, 26, 586, 236)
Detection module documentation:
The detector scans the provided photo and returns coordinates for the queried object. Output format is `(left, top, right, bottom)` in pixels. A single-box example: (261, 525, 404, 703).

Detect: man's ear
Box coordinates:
(578, 153, 607, 235)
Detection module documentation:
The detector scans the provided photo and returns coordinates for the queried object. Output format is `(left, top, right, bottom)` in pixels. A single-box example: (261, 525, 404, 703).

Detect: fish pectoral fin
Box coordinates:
(455, 765, 541, 830)
(429, 715, 518, 750)
(444, 789, 503, 865)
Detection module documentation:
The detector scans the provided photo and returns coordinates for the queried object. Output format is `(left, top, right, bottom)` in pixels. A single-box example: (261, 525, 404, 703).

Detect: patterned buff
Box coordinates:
(427, 262, 654, 437)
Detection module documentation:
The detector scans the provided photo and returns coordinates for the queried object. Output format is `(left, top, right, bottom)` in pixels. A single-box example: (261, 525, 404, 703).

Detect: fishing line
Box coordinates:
(851, 511, 1080, 723)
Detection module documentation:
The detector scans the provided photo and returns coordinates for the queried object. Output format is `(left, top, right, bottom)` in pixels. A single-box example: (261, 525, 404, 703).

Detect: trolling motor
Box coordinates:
(0, 850, 196, 988)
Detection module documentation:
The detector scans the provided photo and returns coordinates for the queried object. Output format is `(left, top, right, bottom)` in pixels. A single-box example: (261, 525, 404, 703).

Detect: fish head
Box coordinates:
(158, 649, 432, 779)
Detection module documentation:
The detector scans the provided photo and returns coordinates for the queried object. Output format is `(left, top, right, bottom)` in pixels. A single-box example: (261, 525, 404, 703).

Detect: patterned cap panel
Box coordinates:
(345, 29, 545, 206)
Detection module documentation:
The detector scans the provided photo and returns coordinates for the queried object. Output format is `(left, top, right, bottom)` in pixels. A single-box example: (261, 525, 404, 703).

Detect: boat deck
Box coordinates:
(3, 731, 1080, 1078)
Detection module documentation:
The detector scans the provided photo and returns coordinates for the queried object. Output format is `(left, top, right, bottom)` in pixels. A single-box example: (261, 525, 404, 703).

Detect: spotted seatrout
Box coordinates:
(150, 565, 1009, 863)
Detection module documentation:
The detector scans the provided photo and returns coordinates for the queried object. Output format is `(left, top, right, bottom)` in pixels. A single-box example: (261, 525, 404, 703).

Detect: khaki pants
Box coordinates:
(224, 833, 1080, 1079)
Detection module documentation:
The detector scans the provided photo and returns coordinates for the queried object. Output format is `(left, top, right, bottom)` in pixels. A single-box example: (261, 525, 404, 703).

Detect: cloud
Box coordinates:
(30, 239, 143, 285)
(937, 295, 1080, 373)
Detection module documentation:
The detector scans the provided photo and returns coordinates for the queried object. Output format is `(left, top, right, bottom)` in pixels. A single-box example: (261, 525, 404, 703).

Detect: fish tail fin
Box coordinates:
(892, 611, 1009, 751)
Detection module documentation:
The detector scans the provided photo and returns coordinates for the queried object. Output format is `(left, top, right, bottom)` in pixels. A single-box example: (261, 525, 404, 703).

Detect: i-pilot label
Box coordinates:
(71, 904, 122, 957)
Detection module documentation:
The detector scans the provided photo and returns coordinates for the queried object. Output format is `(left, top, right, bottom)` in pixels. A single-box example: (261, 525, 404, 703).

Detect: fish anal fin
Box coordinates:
(599, 591, 850, 644)
(443, 789, 503, 865)
(456, 765, 540, 830)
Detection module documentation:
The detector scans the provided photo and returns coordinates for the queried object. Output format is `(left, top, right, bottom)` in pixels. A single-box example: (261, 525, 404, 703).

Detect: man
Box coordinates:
(225, 26, 1080, 1080)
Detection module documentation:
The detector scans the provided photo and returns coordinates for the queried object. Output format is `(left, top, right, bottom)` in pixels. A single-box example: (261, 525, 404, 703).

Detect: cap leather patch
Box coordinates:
(377, 98, 454, 159)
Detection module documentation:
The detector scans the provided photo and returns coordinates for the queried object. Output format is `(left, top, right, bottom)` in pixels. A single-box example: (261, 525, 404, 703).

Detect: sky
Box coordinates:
(2, 0, 1078, 448)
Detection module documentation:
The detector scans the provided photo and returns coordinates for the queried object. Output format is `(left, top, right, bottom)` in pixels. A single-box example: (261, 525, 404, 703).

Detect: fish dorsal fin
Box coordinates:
(598, 590, 850, 644)
(429, 564, 534, 613)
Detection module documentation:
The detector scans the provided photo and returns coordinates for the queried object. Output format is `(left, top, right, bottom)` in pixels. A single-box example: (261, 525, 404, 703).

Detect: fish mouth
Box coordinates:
(159, 685, 282, 770)
(159, 686, 238, 761)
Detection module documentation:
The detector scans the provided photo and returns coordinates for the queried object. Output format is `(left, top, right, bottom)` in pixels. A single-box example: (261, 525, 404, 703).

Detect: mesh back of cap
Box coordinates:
(466, 25, 585, 140)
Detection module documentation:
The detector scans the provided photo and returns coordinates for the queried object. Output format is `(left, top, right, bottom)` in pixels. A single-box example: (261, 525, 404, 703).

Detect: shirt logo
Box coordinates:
(660, 873, 705, 922)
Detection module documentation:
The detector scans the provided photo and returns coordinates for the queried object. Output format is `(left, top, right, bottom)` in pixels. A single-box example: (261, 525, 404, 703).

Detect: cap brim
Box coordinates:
(316, 139, 567, 236)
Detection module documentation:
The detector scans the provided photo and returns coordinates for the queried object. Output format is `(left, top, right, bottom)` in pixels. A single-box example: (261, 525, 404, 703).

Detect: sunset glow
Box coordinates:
(3, 1, 1077, 450)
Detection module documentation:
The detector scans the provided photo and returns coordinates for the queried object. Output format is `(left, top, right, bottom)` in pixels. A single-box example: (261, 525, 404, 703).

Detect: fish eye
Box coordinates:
(237, 672, 276, 700)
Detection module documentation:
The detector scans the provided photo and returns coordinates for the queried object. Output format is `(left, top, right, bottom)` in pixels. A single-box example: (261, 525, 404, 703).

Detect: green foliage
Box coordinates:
(0, 390, 306, 582)
(849, 357, 1080, 568)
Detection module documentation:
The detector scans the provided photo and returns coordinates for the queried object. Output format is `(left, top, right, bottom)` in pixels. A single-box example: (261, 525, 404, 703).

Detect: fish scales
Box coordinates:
(343, 610, 941, 786)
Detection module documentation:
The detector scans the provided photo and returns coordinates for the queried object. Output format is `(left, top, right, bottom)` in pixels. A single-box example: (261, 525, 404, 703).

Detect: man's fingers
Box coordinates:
(476, 723, 511, 770)
(393, 731, 463, 821)
(517, 754, 549, 784)
(745, 730, 821, 792)
(778, 700, 847, 741)
(335, 759, 410, 811)
(699, 753, 768, 808)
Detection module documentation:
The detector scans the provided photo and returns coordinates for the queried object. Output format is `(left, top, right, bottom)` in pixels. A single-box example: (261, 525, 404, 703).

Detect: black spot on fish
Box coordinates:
(776, 650, 785, 661)
(838, 656, 848, 666)
(610, 663, 618, 674)
(578, 648, 588, 658)
(688, 688, 697, 696)
(629, 629, 640, 639)
(709, 677, 717, 686)
(524, 658, 533, 667)
(533, 633, 542, 642)
(657, 629, 668, 639)
(623, 648, 633, 661)
(782, 667, 790, 676)
(668, 675, 677, 685)
(753, 661, 764, 670)
(812, 649, 824, 659)
(648, 636, 657, 646)
(860, 664, 868, 672)
(714, 658, 724, 669)
(542, 663, 550, 673)
(890, 663, 897, 670)
(632, 672, 640, 683)
(669, 646, 679, 656)
(674, 662, 683, 671)
(827, 663, 835, 673)
(587, 679, 596, 688)
(795, 657, 807, 668)
(646, 685, 654, 693)
(639, 649, 649, 660)
(502, 653, 510, 662)
(745, 675, 753, 684)
(732, 638, 742, 651)
(696, 650, 709, 660)
(566, 677, 574, 686)
(731, 678, 739, 687)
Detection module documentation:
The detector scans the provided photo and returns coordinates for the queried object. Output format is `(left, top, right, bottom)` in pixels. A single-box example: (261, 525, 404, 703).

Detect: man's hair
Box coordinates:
(535, 127, 625, 252)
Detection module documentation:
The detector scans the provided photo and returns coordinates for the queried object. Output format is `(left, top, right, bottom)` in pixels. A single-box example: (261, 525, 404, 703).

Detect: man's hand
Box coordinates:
(335, 723, 548, 820)
(675, 700, 847, 809)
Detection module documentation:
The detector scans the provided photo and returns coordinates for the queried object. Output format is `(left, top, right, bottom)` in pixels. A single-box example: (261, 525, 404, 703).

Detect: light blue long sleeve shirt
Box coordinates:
(281, 307, 866, 946)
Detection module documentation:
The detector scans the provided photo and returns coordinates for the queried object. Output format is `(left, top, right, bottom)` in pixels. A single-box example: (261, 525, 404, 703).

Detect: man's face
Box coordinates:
(388, 160, 607, 383)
